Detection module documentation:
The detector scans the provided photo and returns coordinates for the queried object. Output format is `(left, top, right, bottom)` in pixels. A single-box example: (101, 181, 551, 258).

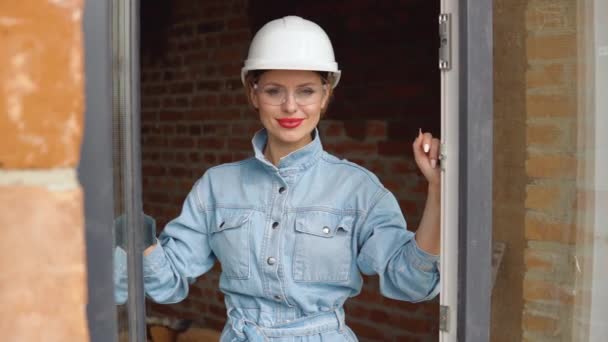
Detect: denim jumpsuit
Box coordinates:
(115, 128, 440, 341)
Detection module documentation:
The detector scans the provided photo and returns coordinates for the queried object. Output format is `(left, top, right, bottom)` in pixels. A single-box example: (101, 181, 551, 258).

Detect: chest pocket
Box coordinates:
(293, 211, 355, 283)
(210, 208, 252, 279)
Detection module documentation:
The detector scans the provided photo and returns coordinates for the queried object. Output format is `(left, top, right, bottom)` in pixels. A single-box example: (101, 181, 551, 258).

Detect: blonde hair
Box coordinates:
(243, 70, 335, 116)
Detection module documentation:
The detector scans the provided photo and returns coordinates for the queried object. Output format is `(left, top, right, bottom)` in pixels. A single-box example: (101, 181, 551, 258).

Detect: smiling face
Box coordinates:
(249, 70, 330, 152)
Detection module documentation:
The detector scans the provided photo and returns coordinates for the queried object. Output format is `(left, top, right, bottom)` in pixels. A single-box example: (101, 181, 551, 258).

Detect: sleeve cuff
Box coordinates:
(143, 238, 167, 274)
(406, 236, 440, 272)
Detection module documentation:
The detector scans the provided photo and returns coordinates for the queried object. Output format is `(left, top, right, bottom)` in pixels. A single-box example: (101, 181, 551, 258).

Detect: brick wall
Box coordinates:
(0, 1, 88, 341)
(521, 0, 579, 340)
(140, 0, 439, 341)
(491, 0, 528, 340)
(490, 0, 583, 340)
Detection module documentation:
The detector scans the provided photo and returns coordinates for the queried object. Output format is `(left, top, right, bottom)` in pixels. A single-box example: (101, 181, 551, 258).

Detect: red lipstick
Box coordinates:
(277, 118, 304, 129)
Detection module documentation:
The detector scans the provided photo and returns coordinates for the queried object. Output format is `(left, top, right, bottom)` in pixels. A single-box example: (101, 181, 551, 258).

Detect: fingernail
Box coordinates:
(419, 128, 422, 138)
(431, 159, 437, 169)
(424, 144, 430, 153)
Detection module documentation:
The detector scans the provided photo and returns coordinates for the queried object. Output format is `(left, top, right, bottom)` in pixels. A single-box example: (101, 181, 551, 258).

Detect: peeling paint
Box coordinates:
(61, 112, 79, 151)
(0, 17, 24, 27)
(48, 0, 82, 9)
(5, 53, 37, 131)
(72, 9, 82, 22)
(0, 1, 84, 169)
(70, 45, 82, 84)
(19, 134, 48, 155)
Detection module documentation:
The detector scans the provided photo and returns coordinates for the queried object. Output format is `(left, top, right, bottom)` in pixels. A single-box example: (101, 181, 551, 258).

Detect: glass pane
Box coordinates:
(113, 68, 129, 341)
(492, 0, 607, 341)
(112, 0, 136, 339)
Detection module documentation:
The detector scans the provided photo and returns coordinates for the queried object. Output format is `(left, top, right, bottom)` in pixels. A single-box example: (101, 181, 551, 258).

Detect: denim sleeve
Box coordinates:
(356, 190, 440, 302)
(142, 180, 216, 304)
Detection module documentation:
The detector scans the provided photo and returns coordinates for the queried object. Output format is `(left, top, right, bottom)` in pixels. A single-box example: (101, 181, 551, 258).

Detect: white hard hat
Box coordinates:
(241, 16, 341, 88)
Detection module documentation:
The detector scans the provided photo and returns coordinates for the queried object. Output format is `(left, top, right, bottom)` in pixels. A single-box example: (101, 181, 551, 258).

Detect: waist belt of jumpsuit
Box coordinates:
(227, 307, 346, 342)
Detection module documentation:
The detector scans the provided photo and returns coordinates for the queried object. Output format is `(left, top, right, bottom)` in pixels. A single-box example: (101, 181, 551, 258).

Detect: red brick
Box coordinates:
(143, 165, 166, 177)
(219, 154, 233, 163)
(523, 278, 573, 303)
(526, 34, 576, 60)
(203, 153, 217, 164)
(321, 121, 345, 138)
(525, 184, 561, 211)
(220, 63, 242, 77)
(399, 200, 418, 215)
(367, 121, 387, 138)
(526, 154, 576, 179)
(203, 123, 230, 135)
(331, 141, 377, 156)
(170, 137, 195, 149)
(1, 186, 88, 341)
(192, 94, 219, 107)
(348, 321, 386, 339)
(227, 17, 249, 30)
(526, 94, 575, 117)
(378, 141, 413, 157)
(525, 214, 575, 244)
(220, 94, 233, 105)
(524, 249, 554, 273)
(390, 160, 414, 173)
(198, 137, 225, 150)
(228, 138, 251, 151)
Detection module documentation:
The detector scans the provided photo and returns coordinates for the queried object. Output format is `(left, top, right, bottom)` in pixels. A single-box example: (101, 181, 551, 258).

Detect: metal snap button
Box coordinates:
(274, 295, 282, 301)
(272, 221, 279, 229)
(279, 186, 286, 194)
(267, 257, 276, 265)
(322, 226, 331, 234)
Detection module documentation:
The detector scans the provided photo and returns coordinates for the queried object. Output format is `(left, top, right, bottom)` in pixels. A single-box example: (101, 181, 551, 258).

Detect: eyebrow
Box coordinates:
(261, 82, 318, 87)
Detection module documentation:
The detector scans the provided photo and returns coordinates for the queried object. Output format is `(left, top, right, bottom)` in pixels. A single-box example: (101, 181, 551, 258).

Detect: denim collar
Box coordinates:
(252, 128, 323, 171)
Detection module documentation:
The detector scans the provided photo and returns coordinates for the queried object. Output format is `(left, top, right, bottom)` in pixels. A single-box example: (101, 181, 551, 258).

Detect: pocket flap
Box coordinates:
(295, 212, 354, 238)
(213, 209, 252, 232)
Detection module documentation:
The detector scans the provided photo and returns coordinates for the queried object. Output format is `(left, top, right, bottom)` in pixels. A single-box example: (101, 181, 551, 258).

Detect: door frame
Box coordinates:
(80, 1, 495, 341)
(457, 1, 494, 341)
(81, 0, 148, 341)
(80, 1, 119, 342)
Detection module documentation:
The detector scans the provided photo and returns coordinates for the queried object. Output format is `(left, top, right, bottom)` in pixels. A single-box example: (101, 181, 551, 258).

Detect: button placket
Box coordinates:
(261, 178, 290, 304)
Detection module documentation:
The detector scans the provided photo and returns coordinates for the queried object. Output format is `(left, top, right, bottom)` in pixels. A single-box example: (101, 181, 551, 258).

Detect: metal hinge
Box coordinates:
(439, 13, 452, 70)
(439, 143, 447, 171)
(440, 305, 450, 332)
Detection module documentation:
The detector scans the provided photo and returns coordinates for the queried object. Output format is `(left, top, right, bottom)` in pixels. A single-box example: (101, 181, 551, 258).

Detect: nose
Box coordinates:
(281, 92, 298, 114)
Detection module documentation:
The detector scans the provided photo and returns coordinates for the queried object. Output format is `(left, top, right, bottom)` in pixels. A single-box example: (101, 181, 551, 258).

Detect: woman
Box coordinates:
(116, 16, 440, 341)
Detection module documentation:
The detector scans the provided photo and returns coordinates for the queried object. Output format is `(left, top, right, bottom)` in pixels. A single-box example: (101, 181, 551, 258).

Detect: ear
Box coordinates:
(249, 86, 259, 109)
(320, 85, 330, 108)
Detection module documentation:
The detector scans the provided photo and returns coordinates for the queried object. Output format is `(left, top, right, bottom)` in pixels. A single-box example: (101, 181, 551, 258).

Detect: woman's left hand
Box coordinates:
(413, 129, 441, 186)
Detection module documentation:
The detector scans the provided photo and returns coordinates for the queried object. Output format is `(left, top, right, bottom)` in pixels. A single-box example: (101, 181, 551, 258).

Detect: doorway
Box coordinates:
(115, 1, 441, 341)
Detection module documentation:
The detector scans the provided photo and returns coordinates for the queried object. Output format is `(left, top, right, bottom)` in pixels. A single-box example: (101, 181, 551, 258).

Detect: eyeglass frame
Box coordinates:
(252, 82, 329, 106)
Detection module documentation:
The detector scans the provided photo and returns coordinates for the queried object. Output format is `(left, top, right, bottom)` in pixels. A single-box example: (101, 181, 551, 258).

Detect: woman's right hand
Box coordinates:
(144, 244, 158, 256)
(113, 213, 157, 252)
